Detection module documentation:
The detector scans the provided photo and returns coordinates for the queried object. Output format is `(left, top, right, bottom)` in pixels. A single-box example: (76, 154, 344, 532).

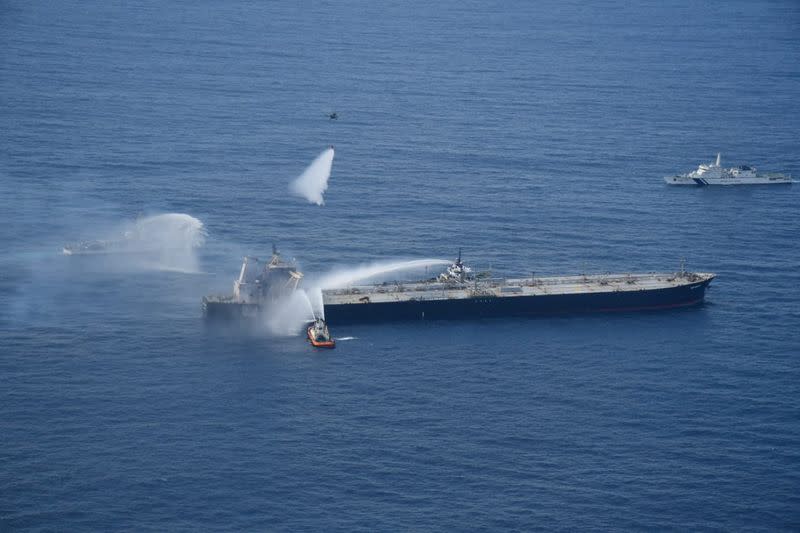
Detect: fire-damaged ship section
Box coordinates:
(202, 246, 303, 319)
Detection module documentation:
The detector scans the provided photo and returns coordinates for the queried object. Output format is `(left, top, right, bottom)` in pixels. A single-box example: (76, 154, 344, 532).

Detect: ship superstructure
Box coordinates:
(202, 246, 303, 319)
(665, 153, 792, 185)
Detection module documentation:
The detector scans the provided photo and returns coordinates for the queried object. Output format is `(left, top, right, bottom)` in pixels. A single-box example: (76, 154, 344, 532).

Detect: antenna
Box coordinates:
(457, 248, 462, 265)
(715, 153, 721, 166)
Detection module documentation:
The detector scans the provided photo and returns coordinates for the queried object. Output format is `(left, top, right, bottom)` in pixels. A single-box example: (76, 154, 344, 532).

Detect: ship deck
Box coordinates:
(322, 272, 715, 305)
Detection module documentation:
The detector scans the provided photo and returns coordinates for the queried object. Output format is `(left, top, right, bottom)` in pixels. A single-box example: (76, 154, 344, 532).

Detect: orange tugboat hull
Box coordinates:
(307, 327, 335, 348)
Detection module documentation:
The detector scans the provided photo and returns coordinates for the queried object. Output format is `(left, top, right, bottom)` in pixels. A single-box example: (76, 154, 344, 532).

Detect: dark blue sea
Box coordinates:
(2, 1, 800, 530)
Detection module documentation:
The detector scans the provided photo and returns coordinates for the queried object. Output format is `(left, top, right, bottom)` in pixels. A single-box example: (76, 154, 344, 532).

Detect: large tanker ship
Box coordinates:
(203, 249, 715, 325)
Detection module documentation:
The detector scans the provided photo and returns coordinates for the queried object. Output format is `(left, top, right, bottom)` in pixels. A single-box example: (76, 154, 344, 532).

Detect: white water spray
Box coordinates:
(63, 212, 208, 273)
(263, 289, 317, 336)
(307, 286, 325, 320)
(122, 213, 207, 272)
(131, 213, 207, 249)
(289, 146, 335, 205)
(300, 289, 318, 320)
(315, 259, 450, 289)
(258, 259, 450, 337)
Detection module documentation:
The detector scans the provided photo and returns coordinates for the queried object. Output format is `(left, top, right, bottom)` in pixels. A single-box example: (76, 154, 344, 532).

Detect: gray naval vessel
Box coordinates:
(203, 248, 715, 325)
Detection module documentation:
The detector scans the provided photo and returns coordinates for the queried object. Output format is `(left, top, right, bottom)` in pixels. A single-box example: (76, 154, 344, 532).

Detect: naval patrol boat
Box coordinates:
(665, 153, 792, 186)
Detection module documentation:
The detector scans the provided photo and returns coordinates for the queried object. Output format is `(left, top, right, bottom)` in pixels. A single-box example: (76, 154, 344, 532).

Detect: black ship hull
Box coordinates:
(322, 279, 712, 325)
(203, 298, 260, 320)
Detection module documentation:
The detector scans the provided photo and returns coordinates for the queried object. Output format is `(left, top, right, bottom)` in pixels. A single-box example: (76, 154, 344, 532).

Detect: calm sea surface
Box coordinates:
(2, 0, 800, 530)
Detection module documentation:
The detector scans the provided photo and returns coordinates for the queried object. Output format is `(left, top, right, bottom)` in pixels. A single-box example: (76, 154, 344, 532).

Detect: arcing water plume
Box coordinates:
(316, 259, 450, 289)
(257, 259, 449, 337)
(301, 288, 317, 320)
(63, 213, 208, 273)
(132, 213, 207, 250)
(289, 146, 335, 205)
(262, 289, 317, 336)
(121, 213, 207, 272)
(307, 287, 325, 320)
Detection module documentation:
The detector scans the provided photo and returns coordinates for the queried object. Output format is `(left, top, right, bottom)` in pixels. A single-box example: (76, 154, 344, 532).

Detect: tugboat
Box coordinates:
(307, 318, 335, 349)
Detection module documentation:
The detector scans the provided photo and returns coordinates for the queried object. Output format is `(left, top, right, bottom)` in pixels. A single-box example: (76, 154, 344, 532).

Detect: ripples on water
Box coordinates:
(1, 0, 799, 530)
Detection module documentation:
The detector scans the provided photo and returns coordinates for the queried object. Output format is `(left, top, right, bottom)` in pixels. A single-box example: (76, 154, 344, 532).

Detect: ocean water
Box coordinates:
(2, 0, 800, 530)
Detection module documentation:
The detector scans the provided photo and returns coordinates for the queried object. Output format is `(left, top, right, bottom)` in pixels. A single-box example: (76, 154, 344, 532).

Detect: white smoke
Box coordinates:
(289, 146, 335, 205)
